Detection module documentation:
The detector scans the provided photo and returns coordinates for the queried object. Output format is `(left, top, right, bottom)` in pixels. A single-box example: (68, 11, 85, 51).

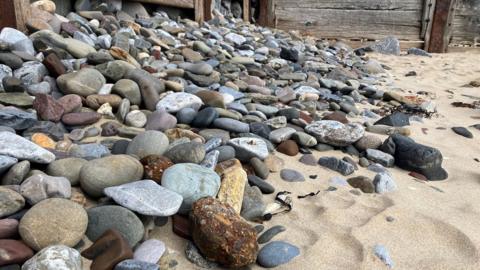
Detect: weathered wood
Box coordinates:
(130, 0, 194, 9)
(447, 46, 480, 52)
(275, 0, 423, 11)
(450, 0, 479, 45)
(243, 0, 250, 22)
(0, 0, 17, 30)
(204, 0, 213, 21)
(258, 0, 275, 27)
(194, 0, 204, 23)
(428, 0, 456, 52)
(329, 39, 425, 50)
(275, 8, 422, 40)
(13, 0, 30, 33)
(422, 0, 436, 51)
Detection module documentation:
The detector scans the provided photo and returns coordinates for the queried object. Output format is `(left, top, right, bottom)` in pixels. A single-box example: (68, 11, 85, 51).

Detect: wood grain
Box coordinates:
(0, 0, 17, 30)
(129, 0, 194, 9)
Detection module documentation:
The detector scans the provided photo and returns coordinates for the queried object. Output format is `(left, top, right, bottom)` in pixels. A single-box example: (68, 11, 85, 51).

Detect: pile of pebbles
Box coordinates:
(0, 0, 448, 269)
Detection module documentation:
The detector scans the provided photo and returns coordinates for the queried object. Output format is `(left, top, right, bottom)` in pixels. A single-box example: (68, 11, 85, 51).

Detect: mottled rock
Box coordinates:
(305, 120, 364, 146)
(215, 159, 247, 213)
(126, 131, 169, 159)
(22, 245, 81, 270)
(0, 187, 24, 218)
(20, 174, 71, 205)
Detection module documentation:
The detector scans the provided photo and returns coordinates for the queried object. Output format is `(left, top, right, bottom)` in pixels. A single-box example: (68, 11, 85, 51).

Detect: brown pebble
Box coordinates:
(276, 140, 299, 156)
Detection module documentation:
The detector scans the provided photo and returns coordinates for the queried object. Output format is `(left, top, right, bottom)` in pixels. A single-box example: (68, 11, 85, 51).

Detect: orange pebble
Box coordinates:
(31, 133, 56, 149)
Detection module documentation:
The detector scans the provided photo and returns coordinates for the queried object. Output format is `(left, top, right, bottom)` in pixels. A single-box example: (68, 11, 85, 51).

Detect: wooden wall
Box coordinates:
(450, 0, 480, 46)
(273, 0, 425, 41)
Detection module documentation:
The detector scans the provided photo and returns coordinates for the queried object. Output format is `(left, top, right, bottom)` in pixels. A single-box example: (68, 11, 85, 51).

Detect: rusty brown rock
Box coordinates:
(32, 94, 64, 122)
(42, 52, 66, 77)
(85, 94, 123, 110)
(172, 214, 191, 240)
(190, 197, 258, 268)
(140, 155, 174, 183)
(276, 140, 299, 156)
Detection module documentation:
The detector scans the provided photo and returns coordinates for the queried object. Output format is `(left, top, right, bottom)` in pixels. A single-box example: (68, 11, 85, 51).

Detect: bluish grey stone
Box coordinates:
(213, 118, 250, 133)
(247, 175, 275, 194)
(373, 173, 397, 194)
(269, 127, 296, 144)
(69, 143, 110, 160)
(200, 150, 219, 170)
(219, 86, 244, 100)
(369, 36, 400, 55)
(204, 138, 222, 152)
(257, 241, 300, 268)
(126, 130, 169, 159)
(0, 155, 18, 175)
(241, 185, 266, 221)
(165, 142, 205, 164)
(133, 239, 166, 264)
(366, 149, 394, 167)
(215, 145, 236, 162)
(105, 180, 183, 216)
(161, 163, 221, 213)
(280, 169, 305, 182)
(329, 176, 348, 186)
(228, 137, 269, 161)
(86, 205, 144, 247)
(318, 156, 355, 176)
(115, 260, 159, 270)
(374, 244, 394, 268)
(13, 61, 47, 85)
(0, 108, 37, 130)
(176, 107, 197, 125)
(0, 132, 55, 164)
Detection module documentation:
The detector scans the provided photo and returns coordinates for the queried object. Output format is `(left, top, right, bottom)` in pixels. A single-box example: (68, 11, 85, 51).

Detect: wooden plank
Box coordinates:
(275, 0, 423, 11)
(130, 0, 194, 9)
(203, 0, 213, 21)
(13, 0, 30, 33)
(243, 0, 250, 22)
(0, 0, 17, 30)
(194, 0, 204, 23)
(428, 0, 456, 52)
(275, 8, 422, 40)
(329, 39, 425, 51)
(449, 0, 479, 45)
(447, 46, 480, 52)
(422, 0, 436, 51)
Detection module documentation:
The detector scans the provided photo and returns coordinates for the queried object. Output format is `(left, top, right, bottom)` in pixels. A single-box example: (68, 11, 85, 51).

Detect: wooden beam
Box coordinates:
(243, 0, 250, 22)
(258, 0, 275, 27)
(428, 0, 456, 53)
(194, 0, 204, 23)
(203, 0, 213, 21)
(130, 0, 194, 9)
(0, 0, 17, 30)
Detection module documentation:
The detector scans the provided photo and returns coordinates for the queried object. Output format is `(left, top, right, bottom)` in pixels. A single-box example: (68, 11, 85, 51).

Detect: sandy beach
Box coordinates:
(141, 51, 480, 270)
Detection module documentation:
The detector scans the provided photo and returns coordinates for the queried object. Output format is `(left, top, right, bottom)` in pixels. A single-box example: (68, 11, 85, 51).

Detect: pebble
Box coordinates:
(156, 92, 203, 113)
(247, 175, 275, 194)
(318, 156, 355, 176)
(22, 245, 81, 270)
(115, 259, 160, 270)
(0, 218, 19, 239)
(250, 157, 270, 179)
(161, 163, 221, 213)
(1, 160, 30, 185)
(86, 205, 144, 247)
(126, 130, 169, 159)
(452, 126, 473, 138)
(164, 142, 206, 164)
(276, 140, 299, 156)
(133, 239, 166, 264)
(0, 239, 34, 266)
(305, 120, 364, 147)
(299, 154, 317, 166)
(0, 132, 55, 164)
(185, 241, 217, 269)
(257, 241, 300, 268)
(0, 187, 25, 218)
(374, 244, 394, 268)
(19, 198, 88, 251)
(257, 225, 286, 244)
(214, 118, 250, 133)
(280, 169, 305, 182)
(228, 138, 269, 161)
(347, 176, 374, 193)
(46, 157, 87, 185)
(105, 180, 182, 216)
(366, 149, 395, 167)
(19, 174, 71, 205)
(373, 173, 397, 193)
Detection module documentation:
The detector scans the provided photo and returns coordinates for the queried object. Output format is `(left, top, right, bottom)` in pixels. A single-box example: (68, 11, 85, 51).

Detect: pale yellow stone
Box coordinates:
(215, 159, 247, 214)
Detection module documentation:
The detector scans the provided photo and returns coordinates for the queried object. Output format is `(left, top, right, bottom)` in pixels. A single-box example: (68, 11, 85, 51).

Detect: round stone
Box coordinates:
(22, 245, 82, 270)
(19, 198, 88, 251)
(257, 241, 300, 268)
(46, 157, 88, 185)
(126, 131, 169, 159)
(305, 120, 365, 147)
(86, 205, 144, 247)
(164, 142, 205, 164)
(161, 163, 221, 213)
(0, 187, 25, 218)
(280, 169, 305, 182)
(79, 155, 143, 198)
(125, 110, 147, 128)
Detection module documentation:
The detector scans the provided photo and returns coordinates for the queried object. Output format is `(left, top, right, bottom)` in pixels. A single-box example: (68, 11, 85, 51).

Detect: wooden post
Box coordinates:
(203, 0, 213, 21)
(194, 0, 204, 23)
(243, 0, 250, 22)
(0, 0, 17, 30)
(0, 0, 30, 33)
(258, 0, 275, 27)
(428, 0, 456, 53)
(421, 0, 436, 51)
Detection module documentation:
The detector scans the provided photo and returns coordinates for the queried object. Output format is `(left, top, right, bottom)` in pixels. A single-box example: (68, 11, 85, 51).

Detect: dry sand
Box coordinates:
(82, 51, 480, 270)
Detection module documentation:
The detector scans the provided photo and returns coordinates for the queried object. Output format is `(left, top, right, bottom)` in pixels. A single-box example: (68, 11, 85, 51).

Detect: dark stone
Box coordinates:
(81, 229, 133, 270)
(318, 156, 355, 176)
(172, 214, 191, 240)
(0, 108, 37, 130)
(276, 108, 299, 121)
(276, 140, 299, 156)
(347, 176, 374, 193)
(2, 77, 26, 93)
(257, 225, 286, 244)
(191, 107, 218, 128)
(111, 140, 130, 155)
(452, 127, 473, 138)
(247, 175, 275, 194)
(280, 47, 299, 62)
(140, 155, 173, 183)
(42, 53, 66, 77)
(379, 134, 447, 180)
(0, 53, 23, 70)
(322, 111, 348, 124)
(375, 112, 410, 127)
(249, 122, 271, 139)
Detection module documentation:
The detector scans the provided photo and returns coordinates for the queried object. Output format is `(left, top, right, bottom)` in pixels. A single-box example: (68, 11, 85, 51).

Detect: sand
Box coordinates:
(143, 51, 480, 270)
(79, 51, 480, 269)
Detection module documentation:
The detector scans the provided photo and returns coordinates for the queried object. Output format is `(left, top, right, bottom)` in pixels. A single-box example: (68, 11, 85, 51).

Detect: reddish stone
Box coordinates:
(81, 229, 133, 270)
(0, 240, 34, 266)
(42, 53, 66, 77)
(299, 111, 313, 124)
(60, 22, 80, 36)
(0, 219, 19, 239)
(276, 140, 299, 156)
(190, 197, 258, 268)
(140, 155, 174, 183)
(32, 94, 65, 122)
(62, 112, 101, 126)
(322, 111, 349, 124)
(57, 94, 82, 114)
(172, 214, 191, 240)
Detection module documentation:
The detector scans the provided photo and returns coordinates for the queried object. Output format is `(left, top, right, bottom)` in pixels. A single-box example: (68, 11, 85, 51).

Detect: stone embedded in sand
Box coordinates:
(305, 120, 364, 147)
(375, 112, 410, 127)
(347, 176, 375, 193)
(379, 134, 447, 180)
(190, 197, 258, 268)
(215, 159, 247, 213)
(318, 156, 355, 176)
(104, 180, 183, 216)
(257, 241, 299, 268)
(373, 173, 397, 194)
